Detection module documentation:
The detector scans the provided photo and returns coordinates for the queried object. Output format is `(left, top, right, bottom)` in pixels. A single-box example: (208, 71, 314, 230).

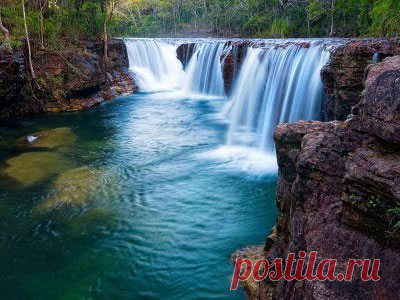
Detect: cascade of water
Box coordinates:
(125, 39, 184, 92)
(182, 42, 227, 96)
(124, 38, 334, 157)
(225, 42, 331, 152)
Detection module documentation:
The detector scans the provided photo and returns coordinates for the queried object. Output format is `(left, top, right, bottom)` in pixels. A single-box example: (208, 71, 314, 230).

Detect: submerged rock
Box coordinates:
(2, 152, 68, 186)
(31, 127, 77, 149)
(38, 167, 101, 210)
(15, 127, 77, 151)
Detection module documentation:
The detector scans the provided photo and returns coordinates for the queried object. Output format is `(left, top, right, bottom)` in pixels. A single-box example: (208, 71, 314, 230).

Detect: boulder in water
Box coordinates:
(15, 127, 77, 151)
(38, 167, 101, 210)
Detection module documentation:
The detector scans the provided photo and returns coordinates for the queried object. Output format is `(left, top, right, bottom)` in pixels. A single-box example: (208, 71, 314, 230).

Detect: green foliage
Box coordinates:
(369, 0, 400, 37)
(367, 195, 383, 208)
(9, 39, 22, 49)
(269, 18, 290, 38)
(388, 207, 400, 229)
(0, 0, 399, 43)
(244, 16, 268, 35)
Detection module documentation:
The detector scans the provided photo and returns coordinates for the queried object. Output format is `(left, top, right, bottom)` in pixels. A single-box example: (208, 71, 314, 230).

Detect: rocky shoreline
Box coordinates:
(0, 39, 137, 120)
(233, 53, 400, 299)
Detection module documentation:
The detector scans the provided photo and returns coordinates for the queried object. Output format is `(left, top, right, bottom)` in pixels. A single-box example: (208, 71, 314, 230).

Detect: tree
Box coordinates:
(369, 0, 400, 37)
(22, 0, 35, 79)
(0, 7, 10, 42)
(0, 0, 398, 42)
(39, 0, 47, 48)
(330, 0, 335, 36)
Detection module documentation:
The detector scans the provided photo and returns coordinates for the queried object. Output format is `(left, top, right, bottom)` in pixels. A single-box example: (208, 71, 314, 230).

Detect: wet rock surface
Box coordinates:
(220, 42, 248, 95)
(176, 40, 248, 95)
(176, 43, 196, 69)
(237, 56, 400, 299)
(0, 40, 137, 120)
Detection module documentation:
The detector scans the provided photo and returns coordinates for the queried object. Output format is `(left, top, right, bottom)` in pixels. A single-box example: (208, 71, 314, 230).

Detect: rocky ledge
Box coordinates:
(322, 38, 400, 121)
(234, 55, 400, 299)
(0, 39, 137, 120)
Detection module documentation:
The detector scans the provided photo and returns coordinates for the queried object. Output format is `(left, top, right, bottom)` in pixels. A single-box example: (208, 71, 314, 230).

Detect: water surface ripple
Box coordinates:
(0, 93, 277, 299)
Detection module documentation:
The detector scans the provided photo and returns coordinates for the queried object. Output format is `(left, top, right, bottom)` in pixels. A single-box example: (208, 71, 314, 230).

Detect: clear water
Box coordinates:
(0, 92, 277, 299)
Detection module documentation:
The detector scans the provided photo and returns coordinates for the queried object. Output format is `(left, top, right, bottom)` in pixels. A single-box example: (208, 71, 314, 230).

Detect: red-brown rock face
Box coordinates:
(235, 55, 400, 300)
(321, 38, 400, 121)
(0, 44, 39, 119)
(220, 43, 248, 95)
(0, 40, 137, 120)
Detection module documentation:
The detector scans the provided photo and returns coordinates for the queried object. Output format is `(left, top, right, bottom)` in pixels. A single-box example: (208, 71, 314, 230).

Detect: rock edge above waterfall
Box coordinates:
(234, 55, 400, 300)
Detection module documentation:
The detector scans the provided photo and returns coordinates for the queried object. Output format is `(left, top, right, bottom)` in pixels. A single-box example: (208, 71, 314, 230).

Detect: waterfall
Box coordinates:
(125, 39, 227, 96)
(124, 38, 335, 168)
(182, 42, 227, 96)
(225, 42, 331, 152)
(125, 39, 184, 92)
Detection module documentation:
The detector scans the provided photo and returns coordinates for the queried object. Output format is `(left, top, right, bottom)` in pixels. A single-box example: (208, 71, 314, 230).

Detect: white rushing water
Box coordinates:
(124, 38, 334, 173)
(125, 39, 185, 91)
(125, 38, 228, 96)
(224, 42, 331, 152)
(182, 42, 226, 96)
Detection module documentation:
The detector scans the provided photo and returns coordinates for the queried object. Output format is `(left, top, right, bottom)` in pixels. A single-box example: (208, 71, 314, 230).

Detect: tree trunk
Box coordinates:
(40, 2, 45, 48)
(202, 0, 207, 24)
(330, 0, 335, 36)
(306, 9, 311, 37)
(0, 7, 10, 42)
(22, 0, 35, 79)
(194, 10, 197, 32)
(103, 4, 108, 62)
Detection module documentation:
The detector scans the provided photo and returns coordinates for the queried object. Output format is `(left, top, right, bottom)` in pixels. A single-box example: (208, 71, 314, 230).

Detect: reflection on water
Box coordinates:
(0, 92, 277, 299)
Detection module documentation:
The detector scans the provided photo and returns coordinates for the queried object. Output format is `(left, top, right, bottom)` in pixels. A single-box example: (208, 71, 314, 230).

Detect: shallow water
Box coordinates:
(0, 92, 277, 299)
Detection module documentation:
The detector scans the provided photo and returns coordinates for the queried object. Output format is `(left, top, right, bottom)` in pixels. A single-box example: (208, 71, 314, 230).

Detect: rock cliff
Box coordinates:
(321, 38, 400, 121)
(0, 39, 137, 120)
(234, 55, 400, 299)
